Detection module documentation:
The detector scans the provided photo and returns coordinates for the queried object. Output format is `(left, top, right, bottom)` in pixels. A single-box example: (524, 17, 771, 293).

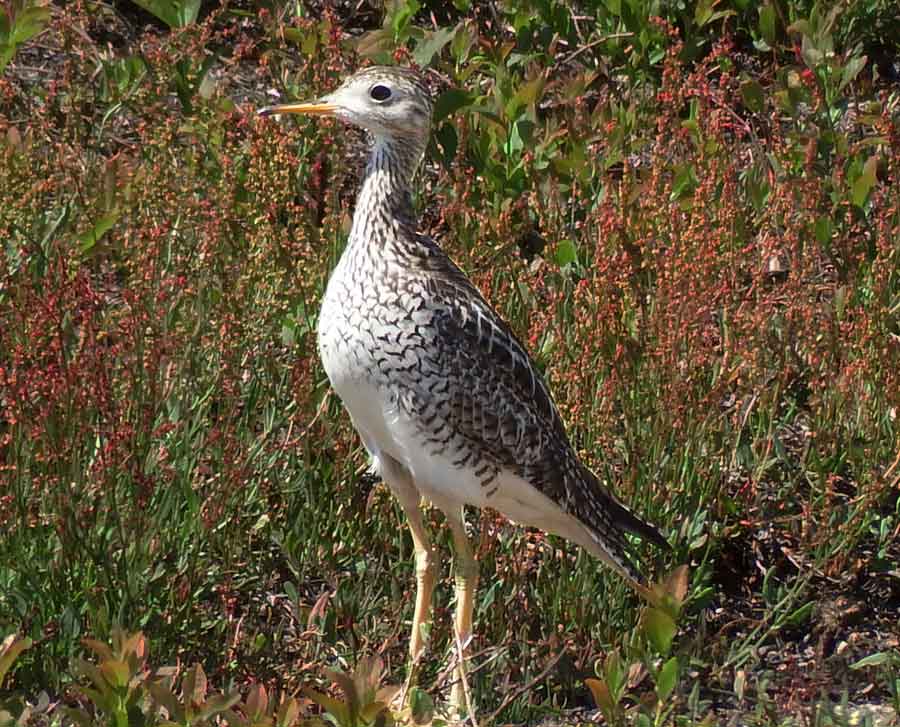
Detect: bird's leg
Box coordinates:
(384, 463, 436, 681)
(404, 502, 436, 664)
(445, 507, 479, 717)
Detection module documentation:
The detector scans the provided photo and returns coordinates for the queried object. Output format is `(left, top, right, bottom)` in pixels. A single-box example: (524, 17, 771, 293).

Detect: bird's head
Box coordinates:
(259, 66, 433, 143)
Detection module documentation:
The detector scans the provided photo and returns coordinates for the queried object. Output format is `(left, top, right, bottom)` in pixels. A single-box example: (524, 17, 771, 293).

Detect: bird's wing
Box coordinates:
(415, 247, 667, 566)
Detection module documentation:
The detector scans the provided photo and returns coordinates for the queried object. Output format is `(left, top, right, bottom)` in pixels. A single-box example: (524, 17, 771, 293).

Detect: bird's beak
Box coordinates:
(258, 100, 338, 117)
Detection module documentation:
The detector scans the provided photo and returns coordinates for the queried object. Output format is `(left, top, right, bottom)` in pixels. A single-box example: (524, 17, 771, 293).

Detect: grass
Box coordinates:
(1, 0, 899, 724)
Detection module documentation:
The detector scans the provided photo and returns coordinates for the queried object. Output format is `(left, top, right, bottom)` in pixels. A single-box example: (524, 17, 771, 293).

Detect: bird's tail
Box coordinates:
(577, 464, 669, 588)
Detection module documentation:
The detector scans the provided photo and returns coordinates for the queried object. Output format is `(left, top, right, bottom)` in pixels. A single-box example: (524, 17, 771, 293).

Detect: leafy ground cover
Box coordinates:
(1, 0, 899, 724)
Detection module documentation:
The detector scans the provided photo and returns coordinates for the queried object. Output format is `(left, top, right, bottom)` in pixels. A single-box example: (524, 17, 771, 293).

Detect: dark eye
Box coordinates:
(370, 84, 392, 101)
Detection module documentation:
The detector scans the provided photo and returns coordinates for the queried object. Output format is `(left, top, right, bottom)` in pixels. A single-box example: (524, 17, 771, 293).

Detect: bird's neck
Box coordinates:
(349, 134, 425, 247)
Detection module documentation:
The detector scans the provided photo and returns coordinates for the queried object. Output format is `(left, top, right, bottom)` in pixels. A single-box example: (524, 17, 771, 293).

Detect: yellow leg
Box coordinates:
(445, 507, 479, 717)
(381, 456, 436, 664)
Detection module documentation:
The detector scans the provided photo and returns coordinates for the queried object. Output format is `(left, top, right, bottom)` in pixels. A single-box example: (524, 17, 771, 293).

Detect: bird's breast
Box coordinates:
(317, 254, 441, 459)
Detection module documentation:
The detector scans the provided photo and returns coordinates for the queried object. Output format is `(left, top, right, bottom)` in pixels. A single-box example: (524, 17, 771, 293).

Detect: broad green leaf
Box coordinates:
(328, 670, 360, 722)
(0, 5, 50, 72)
(787, 19, 811, 36)
(389, 0, 420, 37)
(839, 54, 867, 94)
(12, 5, 51, 44)
(655, 657, 679, 701)
(408, 687, 433, 725)
(758, 4, 777, 44)
(99, 659, 130, 689)
(433, 88, 474, 123)
(506, 75, 545, 119)
(801, 34, 823, 68)
(412, 25, 457, 67)
(74, 658, 109, 693)
(670, 164, 698, 200)
(851, 156, 878, 207)
(695, 0, 734, 27)
(77, 212, 119, 254)
(642, 606, 677, 655)
(276, 697, 302, 727)
(60, 706, 95, 727)
(604, 650, 625, 696)
(554, 239, 578, 267)
(130, 0, 201, 28)
(814, 216, 832, 246)
(694, 0, 715, 27)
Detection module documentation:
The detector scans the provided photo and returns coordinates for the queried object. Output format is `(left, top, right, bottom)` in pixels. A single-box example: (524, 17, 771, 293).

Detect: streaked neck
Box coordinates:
(350, 134, 425, 245)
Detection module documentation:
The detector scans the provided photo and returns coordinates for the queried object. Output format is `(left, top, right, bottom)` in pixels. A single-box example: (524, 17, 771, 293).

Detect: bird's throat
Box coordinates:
(349, 135, 424, 246)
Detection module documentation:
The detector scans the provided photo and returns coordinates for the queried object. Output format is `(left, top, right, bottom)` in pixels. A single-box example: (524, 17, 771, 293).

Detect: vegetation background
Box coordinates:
(1, 0, 898, 724)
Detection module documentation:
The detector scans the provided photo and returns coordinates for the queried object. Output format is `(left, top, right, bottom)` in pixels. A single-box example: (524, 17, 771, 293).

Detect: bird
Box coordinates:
(259, 66, 669, 715)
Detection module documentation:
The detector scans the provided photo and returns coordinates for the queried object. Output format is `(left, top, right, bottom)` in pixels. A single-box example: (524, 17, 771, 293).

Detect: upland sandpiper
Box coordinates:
(260, 66, 668, 714)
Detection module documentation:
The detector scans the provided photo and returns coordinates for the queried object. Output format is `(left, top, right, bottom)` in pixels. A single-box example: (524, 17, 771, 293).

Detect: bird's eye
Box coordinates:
(369, 84, 392, 102)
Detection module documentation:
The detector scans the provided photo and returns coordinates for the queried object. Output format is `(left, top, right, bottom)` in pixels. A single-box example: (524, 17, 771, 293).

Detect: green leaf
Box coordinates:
(814, 215, 832, 246)
(11, 5, 51, 44)
(506, 118, 534, 156)
(130, 0, 201, 28)
(642, 606, 677, 655)
(433, 88, 474, 123)
(758, 4, 777, 45)
(655, 657, 679, 701)
(554, 239, 578, 267)
(851, 156, 878, 207)
(60, 707, 95, 727)
(670, 164, 698, 200)
(800, 34, 823, 68)
(356, 28, 394, 61)
(785, 601, 814, 625)
(0, 5, 50, 72)
(603, 650, 625, 696)
(389, 0, 420, 38)
(408, 687, 433, 725)
(850, 652, 892, 670)
(412, 25, 457, 67)
(99, 660, 130, 689)
(506, 75, 545, 119)
(695, 0, 734, 28)
(77, 212, 120, 254)
(839, 54, 867, 94)
(276, 697, 302, 727)
(694, 0, 715, 27)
